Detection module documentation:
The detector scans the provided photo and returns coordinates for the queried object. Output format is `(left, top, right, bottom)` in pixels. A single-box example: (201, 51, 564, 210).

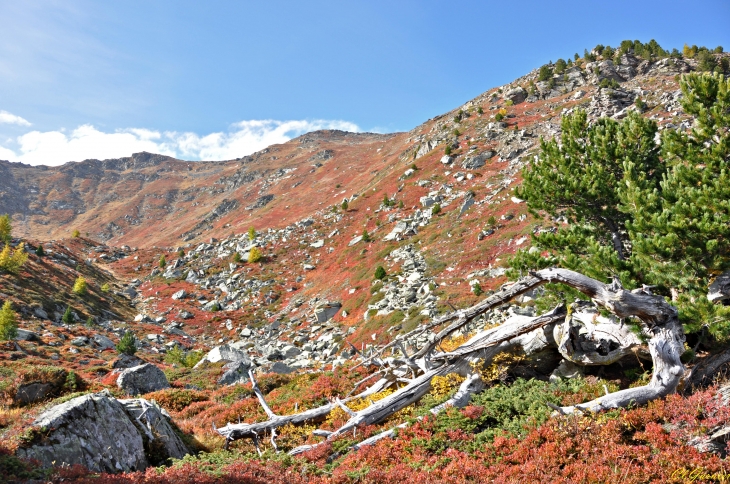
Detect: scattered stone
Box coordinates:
(171, 289, 187, 300)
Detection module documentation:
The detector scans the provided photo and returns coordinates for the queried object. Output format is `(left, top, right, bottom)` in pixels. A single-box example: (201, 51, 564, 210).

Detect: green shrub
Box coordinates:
(444, 145, 452, 155)
(248, 227, 256, 241)
(165, 346, 204, 368)
(472, 282, 483, 297)
(35, 245, 44, 257)
(117, 331, 137, 355)
(431, 203, 441, 215)
(341, 199, 349, 211)
(159, 255, 167, 268)
(101, 283, 110, 293)
(362, 229, 371, 242)
(232, 252, 242, 263)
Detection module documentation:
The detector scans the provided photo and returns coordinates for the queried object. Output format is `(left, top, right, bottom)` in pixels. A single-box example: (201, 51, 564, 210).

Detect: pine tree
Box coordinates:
(0, 214, 11, 243)
(341, 199, 349, 211)
(0, 301, 18, 341)
(159, 255, 167, 268)
(71, 229, 80, 238)
(35, 245, 44, 257)
(362, 229, 371, 242)
(511, 72, 730, 339)
(626, 72, 730, 337)
(248, 227, 256, 241)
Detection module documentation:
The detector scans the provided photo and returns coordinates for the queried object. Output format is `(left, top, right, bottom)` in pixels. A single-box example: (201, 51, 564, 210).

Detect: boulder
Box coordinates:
(271, 362, 295, 374)
(112, 354, 146, 369)
(194, 343, 252, 369)
(71, 336, 89, 346)
(16, 390, 190, 473)
(92, 334, 116, 350)
(217, 360, 253, 386)
(171, 289, 187, 300)
(33, 306, 49, 320)
(13, 367, 67, 405)
(462, 151, 493, 169)
(503, 86, 527, 104)
(116, 363, 170, 395)
(314, 301, 342, 323)
(14, 329, 39, 341)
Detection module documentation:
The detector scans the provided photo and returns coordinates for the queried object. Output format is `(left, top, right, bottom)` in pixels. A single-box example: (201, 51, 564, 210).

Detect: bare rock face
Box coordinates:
(116, 363, 170, 395)
(16, 390, 190, 472)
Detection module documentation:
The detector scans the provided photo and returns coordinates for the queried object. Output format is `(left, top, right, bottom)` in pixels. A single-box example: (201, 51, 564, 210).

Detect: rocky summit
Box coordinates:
(2, 40, 730, 483)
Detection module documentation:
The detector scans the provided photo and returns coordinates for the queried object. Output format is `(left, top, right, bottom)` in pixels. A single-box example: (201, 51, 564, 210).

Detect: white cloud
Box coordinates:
(0, 119, 360, 166)
(0, 110, 31, 126)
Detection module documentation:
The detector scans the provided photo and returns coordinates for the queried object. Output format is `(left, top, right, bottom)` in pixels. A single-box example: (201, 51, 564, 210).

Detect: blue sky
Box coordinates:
(0, 0, 728, 165)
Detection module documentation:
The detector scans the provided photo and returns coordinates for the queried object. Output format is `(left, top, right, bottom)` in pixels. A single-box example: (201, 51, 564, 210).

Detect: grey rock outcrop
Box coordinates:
(461, 151, 493, 169)
(16, 390, 190, 472)
(503, 86, 527, 104)
(116, 363, 170, 395)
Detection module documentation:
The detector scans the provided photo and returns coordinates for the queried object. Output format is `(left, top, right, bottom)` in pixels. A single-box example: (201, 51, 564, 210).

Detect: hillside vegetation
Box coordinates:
(1, 39, 730, 483)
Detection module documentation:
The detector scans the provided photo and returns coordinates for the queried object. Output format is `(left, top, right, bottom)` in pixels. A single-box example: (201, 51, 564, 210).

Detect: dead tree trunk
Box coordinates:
(215, 267, 686, 449)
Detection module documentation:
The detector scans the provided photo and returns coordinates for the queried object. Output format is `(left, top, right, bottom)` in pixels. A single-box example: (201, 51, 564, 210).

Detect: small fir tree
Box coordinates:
(116, 331, 137, 355)
(0, 214, 11, 243)
(71, 229, 80, 238)
(62, 306, 74, 325)
(431, 203, 441, 215)
(374, 266, 387, 280)
(362, 229, 371, 242)
(248, 227, 256, 241)
(0, 301, 18, 341)
(341, 199, 349, 211)
(35, 245, 44, 257)
(159, 255, 167, 268)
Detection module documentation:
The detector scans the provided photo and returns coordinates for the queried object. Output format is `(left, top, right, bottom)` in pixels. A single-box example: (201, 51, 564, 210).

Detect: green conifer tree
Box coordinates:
(0, 301, 18, 341)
